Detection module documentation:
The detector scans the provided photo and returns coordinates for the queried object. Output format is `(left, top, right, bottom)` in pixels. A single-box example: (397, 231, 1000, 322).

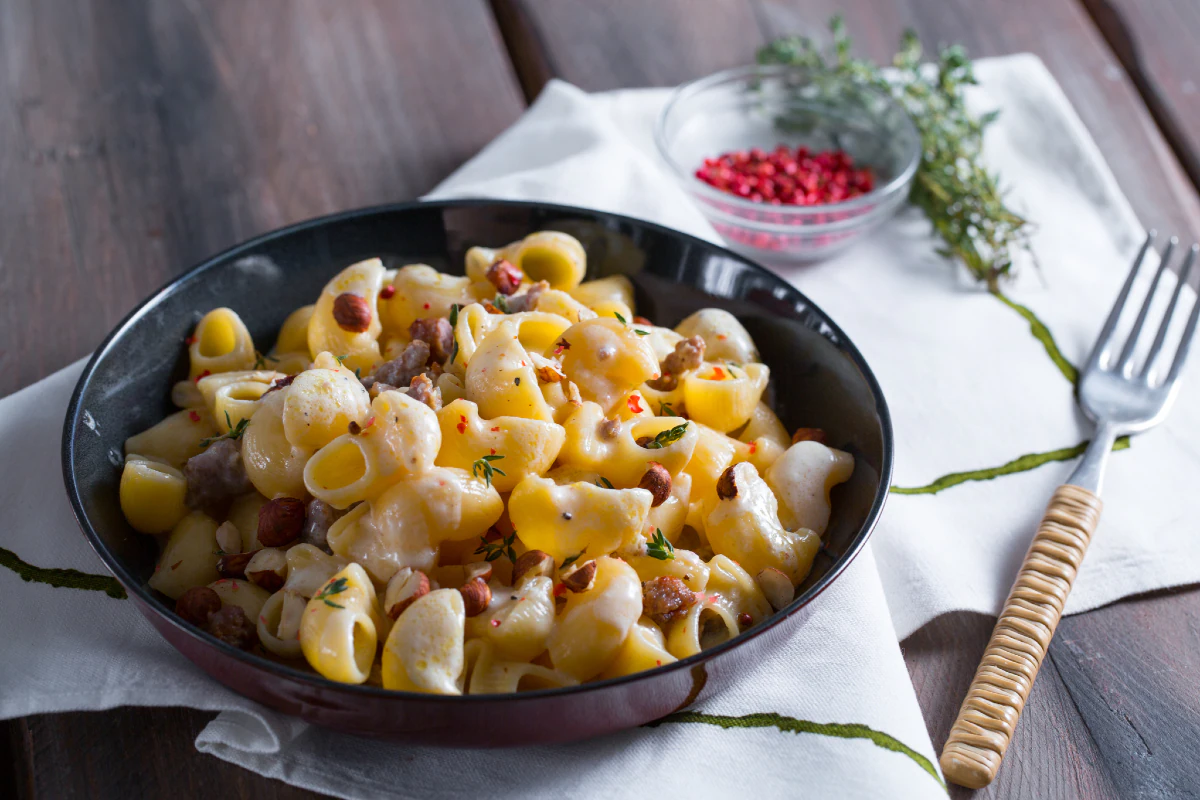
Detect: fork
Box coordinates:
(939, 232, 1200, 789)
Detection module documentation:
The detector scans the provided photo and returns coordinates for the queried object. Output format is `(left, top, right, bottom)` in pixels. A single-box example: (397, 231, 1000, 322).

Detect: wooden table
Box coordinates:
(4, 1, 1199, 797)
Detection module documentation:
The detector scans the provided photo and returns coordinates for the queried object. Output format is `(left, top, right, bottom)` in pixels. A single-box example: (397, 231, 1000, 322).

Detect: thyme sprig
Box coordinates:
(200, 412, 250, 448)
(315, 576, 349, 609)
(561, 549, 586, 570)
(475, 531, 517, 563)
(644, 422, 689, 450)
(646, 528, 675, 561)
(471, 454, 506, 487)
(758, 17, 1033, 291)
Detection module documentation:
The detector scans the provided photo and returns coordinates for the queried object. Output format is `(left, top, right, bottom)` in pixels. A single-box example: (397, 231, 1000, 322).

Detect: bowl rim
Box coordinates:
(62, 197, 893, 705)
(654, 63, 922, 221)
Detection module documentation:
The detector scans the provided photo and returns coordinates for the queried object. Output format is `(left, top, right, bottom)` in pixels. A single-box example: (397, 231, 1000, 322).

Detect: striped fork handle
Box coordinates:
(939, 484, 1103, 789)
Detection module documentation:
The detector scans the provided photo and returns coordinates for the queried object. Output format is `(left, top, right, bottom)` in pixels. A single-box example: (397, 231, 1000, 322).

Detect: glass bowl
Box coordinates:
(655, 64, 921, 263)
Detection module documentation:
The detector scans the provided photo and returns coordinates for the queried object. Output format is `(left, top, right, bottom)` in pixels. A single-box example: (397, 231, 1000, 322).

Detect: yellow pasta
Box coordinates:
(188, 308, 256, 379)
(119, 457, 188, 534)
(307, 258, 385, 373)
(300, 563, 382, 685)
(122, 229, 852, 694)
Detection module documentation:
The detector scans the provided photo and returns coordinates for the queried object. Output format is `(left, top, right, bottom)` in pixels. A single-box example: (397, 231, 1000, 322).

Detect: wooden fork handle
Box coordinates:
(940, 484, 1103, 789)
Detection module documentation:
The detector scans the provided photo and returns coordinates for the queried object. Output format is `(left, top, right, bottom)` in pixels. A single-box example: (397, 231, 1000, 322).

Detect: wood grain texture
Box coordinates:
(8, 707, 329, 799)
(942, 485, 1103, 788)
(0, 0, 525, 398)
(501, 0, 1200, 240)
(1081, 0, 1200, 203)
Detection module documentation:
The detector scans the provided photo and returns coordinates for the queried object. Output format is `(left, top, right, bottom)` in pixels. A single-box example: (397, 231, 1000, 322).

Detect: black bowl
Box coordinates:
(62, 199, 892, 745)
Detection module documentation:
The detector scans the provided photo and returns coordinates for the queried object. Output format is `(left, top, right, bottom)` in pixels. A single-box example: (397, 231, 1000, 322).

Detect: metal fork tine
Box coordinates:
(1117, 237, 1176, 373)
(1142, 244, 1198, 378)
(1088, 231, 1155, 369)
(1167, 264, 1200, 384)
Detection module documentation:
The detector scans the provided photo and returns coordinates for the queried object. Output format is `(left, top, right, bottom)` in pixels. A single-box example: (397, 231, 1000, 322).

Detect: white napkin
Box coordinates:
(3, 52, 1197, 799)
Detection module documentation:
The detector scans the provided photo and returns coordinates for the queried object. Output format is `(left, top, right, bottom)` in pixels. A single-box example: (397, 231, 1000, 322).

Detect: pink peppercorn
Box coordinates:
(695, 145, 873, 206)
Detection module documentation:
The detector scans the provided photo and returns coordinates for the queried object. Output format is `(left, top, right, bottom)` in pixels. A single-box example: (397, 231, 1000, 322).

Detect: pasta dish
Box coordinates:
(118, 230, 853, 693)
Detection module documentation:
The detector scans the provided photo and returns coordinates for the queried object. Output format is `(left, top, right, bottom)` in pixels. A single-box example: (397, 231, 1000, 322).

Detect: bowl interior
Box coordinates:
(657, 65, 920, 216)
(64, 199, 891, 703)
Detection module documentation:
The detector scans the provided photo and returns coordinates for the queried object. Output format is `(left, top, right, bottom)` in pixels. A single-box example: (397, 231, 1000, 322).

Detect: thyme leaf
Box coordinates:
(644, 422, 688, 450)
(646, 528, 675, 561)
(315, 576, 349, 609)
(471, 454, 507, 487)
(475, 531, 517, 563)
(200, 412, 250, 448)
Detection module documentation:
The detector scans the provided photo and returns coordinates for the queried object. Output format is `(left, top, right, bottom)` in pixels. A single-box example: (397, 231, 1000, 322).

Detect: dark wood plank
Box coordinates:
(497, 0, 1200, 239)
(904, 585, 1200, 799)
(10, 707, 328, 799)
(2, 0, 524, 797)
(1081, 0, 1200, 207)
(0, 0, 525, 397)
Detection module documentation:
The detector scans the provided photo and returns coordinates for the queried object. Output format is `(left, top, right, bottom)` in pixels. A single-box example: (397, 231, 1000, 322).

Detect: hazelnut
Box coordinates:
(563, 380, 582, 407)
(245, 547, 288, 592)
(645, 373, 678, 392)
(715, 465, 739, 500)
(536, 364, 565, 383)
(204, 605, 258, 650)
(791, 427, 828, 445)
(257, 497, 307, 547)
(458, 576, 492, 617)
(332, 292, 372, 333)
(486, 258, 523, 296)
(561, 560, 597, 593)
(176, 586, 222, 627)
(642, 576, 697, 624)
(216, 550, 257, 580)
(512, 550, 555, 585)
(599, 417, 623, 440)
(385, 568, 431, 620)
(755, 567, 793, 611)
(464, 561, 494, 584)
(214, 520, 242, 555)
(738, 612, 754, 629)
(638, 462, 672, 507)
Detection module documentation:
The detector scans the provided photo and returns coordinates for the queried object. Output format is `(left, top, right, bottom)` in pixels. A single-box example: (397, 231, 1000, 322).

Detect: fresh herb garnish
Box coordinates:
(757, 17, 1033, 290)
(200, 412, 250, 448)
(252, 350, 279, 369)
(594, 476, 615, 490)
(449, 303, 460, 327)
(659, 402, 676, 417)
(634, 329, 649, 336)
(613, 311, 627, 324)
(492, 294, 510, 314)
(335, 354, 350, 365)
(314, 576, 349, 609)
(475, 531, 517, 563)
(646, 528, 675, 561)
(472, 454, 507, 487)
(560, 549, 586, 570)
(644, 422, 688, 450)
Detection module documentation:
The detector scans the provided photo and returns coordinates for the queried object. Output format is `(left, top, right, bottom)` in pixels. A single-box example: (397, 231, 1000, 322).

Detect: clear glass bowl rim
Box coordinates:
(654, 63, 922, 219)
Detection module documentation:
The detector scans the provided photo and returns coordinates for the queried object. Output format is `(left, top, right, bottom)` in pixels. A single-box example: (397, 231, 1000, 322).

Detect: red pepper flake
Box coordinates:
(170, 560, 182, 571)
(188, 410, 201, 423)
(553, 582, 567, 598)
(489, 448, 496, 455)
(748, 441, 757, 454)
(422, 302, 430, 309)
(716, 334, 728, 341)
(490, 426, 501, 432)
(520, 360, 526, 367)
(656, 659, 662, 666)
(379, 285, 396, 300)
(738, 612, 753, 627)
(363, 416, 376, 430)
(194, 369, 211, 383)
(489, 618, 502, 628)
(185, 335, 197, 346)
(456, 415, 467, 435)
(627, 394, 644, 414)
(695, 145, 874, 206)
(711, 366, 725, 380)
